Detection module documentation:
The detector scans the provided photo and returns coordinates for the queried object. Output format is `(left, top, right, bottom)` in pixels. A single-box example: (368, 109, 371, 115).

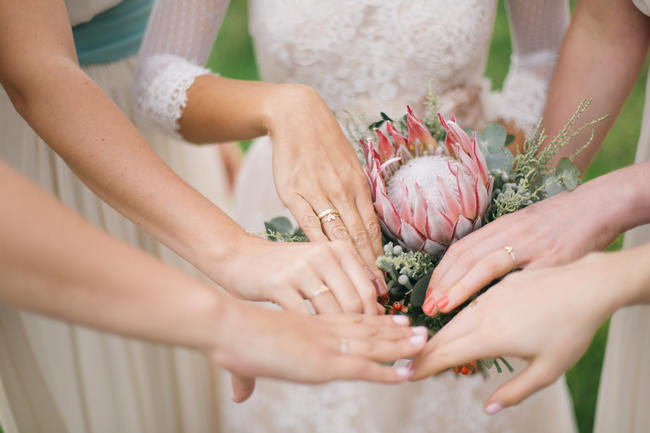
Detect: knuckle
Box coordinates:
(331, 225, 351, 241)
(365, 221, 382, 241)
(300, 213, 322, 230)
(352, 230, 370, 247)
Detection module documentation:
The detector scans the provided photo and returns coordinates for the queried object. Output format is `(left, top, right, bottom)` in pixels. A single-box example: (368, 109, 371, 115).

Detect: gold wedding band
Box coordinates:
(318, 208, 340, 224)
(339, 337, 350, 355)
(504, 246, 517, 266)
(311, 284, 331, 298)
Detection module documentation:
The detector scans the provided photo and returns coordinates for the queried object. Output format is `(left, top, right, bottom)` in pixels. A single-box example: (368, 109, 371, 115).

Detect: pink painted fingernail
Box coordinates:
(392, 315, 410, 325)
(395, 366, 413, 378)
(485, 402, 503, 416)
(422, 296, 436, 315)
(409, 335, 426, 345)
(437, 296, 449, 311)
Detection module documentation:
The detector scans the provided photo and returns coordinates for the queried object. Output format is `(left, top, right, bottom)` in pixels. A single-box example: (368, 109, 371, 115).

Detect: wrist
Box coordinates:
(260, 83, 322, 137)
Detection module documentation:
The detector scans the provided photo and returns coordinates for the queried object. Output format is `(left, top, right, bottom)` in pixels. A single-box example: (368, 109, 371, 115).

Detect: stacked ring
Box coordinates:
(318, 208, 340, 224)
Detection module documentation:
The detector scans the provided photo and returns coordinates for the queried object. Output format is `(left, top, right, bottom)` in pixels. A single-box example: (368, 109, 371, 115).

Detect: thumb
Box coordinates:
(485, 361, 556, 415)
(231, 373, 256, 403)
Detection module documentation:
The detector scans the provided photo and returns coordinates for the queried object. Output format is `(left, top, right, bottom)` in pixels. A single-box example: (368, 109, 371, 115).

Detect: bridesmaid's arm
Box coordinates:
(0, 0, 381, 315)
(541, 0, 650, 171)
(0, 160, 424, 385)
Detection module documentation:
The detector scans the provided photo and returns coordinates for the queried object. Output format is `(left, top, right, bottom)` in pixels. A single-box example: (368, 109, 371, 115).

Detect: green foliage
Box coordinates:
(264, 217, 308, 242)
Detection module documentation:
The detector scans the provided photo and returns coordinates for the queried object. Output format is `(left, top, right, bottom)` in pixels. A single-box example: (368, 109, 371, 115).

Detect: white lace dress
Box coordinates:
(133, 1, 577, 431)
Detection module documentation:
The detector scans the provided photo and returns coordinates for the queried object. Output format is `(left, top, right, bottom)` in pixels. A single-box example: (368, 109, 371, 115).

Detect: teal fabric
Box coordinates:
(72, 0, 154, 65)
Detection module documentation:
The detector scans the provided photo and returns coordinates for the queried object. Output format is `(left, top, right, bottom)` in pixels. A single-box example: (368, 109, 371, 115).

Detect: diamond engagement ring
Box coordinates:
(311, 284, 331, 298)
(318, 208, 340, 224)
(339, 337, 350, 354)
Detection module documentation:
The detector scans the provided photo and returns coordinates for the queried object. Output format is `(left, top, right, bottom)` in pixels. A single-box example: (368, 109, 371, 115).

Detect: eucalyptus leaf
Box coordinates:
(265, 216, 293, 234)
(543, 176, 567, 197)
(477, 124, 514, 173)
(410, 269, 433, 307)
(556, 157, 581, 190)
(505, 133, 515, 146)
(478, 124, 507, 151)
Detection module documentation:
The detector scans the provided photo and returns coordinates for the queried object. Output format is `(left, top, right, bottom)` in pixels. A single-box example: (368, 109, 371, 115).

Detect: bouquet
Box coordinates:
(266, 97, 602, 375)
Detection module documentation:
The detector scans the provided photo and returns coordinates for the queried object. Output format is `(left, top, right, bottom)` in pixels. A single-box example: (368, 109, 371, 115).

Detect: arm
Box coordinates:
(412, 243, 650, 412)
(541, 0, 650, 170)
(133, 0, 385, 277)
(0, 160, 426, 390)
(0, 0, 381, 315)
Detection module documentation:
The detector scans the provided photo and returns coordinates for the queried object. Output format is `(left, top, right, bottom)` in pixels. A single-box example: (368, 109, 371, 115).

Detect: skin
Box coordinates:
(411, 245, 650, 414)
(0, 160, 428, 400)
(0, 0, 385, 314)
(422, 0, 650, 315)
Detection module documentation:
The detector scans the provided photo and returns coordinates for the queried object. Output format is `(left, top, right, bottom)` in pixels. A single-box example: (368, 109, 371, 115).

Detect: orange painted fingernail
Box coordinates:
(422, 296, 436, 315)
(437, 296, 449, 311)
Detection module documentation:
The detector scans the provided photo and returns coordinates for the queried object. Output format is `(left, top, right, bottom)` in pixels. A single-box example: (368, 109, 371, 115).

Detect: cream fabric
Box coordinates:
(594, 4, 650, 429)
(0, 1, 230, 431)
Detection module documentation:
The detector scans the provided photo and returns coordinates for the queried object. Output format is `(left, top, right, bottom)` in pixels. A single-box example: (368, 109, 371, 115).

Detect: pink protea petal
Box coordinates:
(437, 176, 462, 222)
(406, 106, 437, 154)
(452, 215, 474, 241)
(379, 156, 401, 175)
(397, 179, 414, 226)
(423, 239, 446, 256)
(438, 113, 473, 155)
(471, 131, 489, 184)
(412, 182, 429, 236)
(451, 162, 477, 220)
(375, 191, 401, 236)
(425, 206, 455, 245)
(476, 178, 490, 216)
(457, 145, 480, 181)
(386, 121, 408, 149)
(375, 129, 395, 163)
(397, 144, 413, 162)
(473, 218, 483, 231)
(399, 220, 425, 251)
(437, 113, 457, 155)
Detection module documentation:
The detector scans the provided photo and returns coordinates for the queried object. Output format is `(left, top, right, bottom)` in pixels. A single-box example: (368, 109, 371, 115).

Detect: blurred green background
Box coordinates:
(206, 1, 647, 433)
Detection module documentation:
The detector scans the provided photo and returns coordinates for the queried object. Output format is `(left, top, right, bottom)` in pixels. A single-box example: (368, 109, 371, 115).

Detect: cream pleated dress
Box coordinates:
(594, 2, 650, 431)
(0, 1, 229, 432)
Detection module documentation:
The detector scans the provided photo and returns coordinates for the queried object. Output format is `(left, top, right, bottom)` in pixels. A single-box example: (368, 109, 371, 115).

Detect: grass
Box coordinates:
(205, 1, 647, 433)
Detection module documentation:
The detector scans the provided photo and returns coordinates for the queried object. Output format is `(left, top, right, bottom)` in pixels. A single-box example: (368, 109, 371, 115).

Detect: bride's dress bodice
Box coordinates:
(248, 0, 495, 117)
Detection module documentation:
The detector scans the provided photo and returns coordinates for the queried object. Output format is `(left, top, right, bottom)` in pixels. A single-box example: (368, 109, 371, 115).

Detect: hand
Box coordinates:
(267, 84, 385, 281)
(222, 234, 385, 315)
(411, 252, 626, 413)
(211, 301, 429, 402)
(422, 180, 623, 316)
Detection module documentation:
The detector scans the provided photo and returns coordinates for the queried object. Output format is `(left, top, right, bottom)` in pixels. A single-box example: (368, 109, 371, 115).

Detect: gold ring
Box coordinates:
(339, 337, 350, 354)
(311, 284, 331, 298)
(504, 246, 516, 266)
(318, 208, 340, 224)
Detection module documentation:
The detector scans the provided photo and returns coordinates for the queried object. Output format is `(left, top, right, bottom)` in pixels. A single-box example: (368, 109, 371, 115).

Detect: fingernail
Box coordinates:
(422, 296, 436, 315)
(392, 315, 410, 325)
(395, 366, 413, 378)
(412, 326, 428, 337)
(365, 267, 388, 295)
(437, 296, 449, 311)
(409, 335, 426, 345)
(485, 402, 503, 416)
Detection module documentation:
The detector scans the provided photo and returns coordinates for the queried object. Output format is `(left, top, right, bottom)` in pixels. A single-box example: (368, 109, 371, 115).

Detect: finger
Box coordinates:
(292, 265, 342, 314)
(331, 357, 414, 383)
(285, 194, 328, 242)
(437, 248, 516, 313)
(411, 334, 494, 380)
(271, 288, 312, 315)
(332, 197, 383, 278)
(320, 312, 411, 327)
(485, 361, 556, 415)
(318, 247, 365, 314)
(231, 374, 256, 403)
(346, 333, 427, 363)
(355, 190, 384, 258)
(330, 241, 380, 314)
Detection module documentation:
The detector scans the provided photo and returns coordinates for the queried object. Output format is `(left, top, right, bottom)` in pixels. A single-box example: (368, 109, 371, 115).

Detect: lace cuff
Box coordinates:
(133, 54, 211, 133)
(491, 51, 558, 134)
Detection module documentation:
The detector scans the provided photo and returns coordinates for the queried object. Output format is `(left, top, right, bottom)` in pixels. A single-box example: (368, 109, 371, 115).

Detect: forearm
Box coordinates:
(541, 0, 650, 171)
(179, 75, 316, 144)
(0, 161, 227, 350)
(7, 59, 246, 281)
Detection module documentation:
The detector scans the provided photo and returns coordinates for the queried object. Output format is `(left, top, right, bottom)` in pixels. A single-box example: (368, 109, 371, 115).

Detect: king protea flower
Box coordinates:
(361, 107, 493, 257)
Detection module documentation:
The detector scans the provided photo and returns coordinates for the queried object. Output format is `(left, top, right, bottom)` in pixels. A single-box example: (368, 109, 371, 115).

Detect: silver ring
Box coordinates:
(318, 208, 340, 224)
(504, 246, 516, 266)
(339, 337, 350, 354)
(311, 285, 331, 298)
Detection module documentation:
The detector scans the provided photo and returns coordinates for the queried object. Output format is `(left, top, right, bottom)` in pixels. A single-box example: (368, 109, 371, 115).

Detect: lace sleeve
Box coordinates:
(492, 0, 570, 132)
(132, 0, 230, 134)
